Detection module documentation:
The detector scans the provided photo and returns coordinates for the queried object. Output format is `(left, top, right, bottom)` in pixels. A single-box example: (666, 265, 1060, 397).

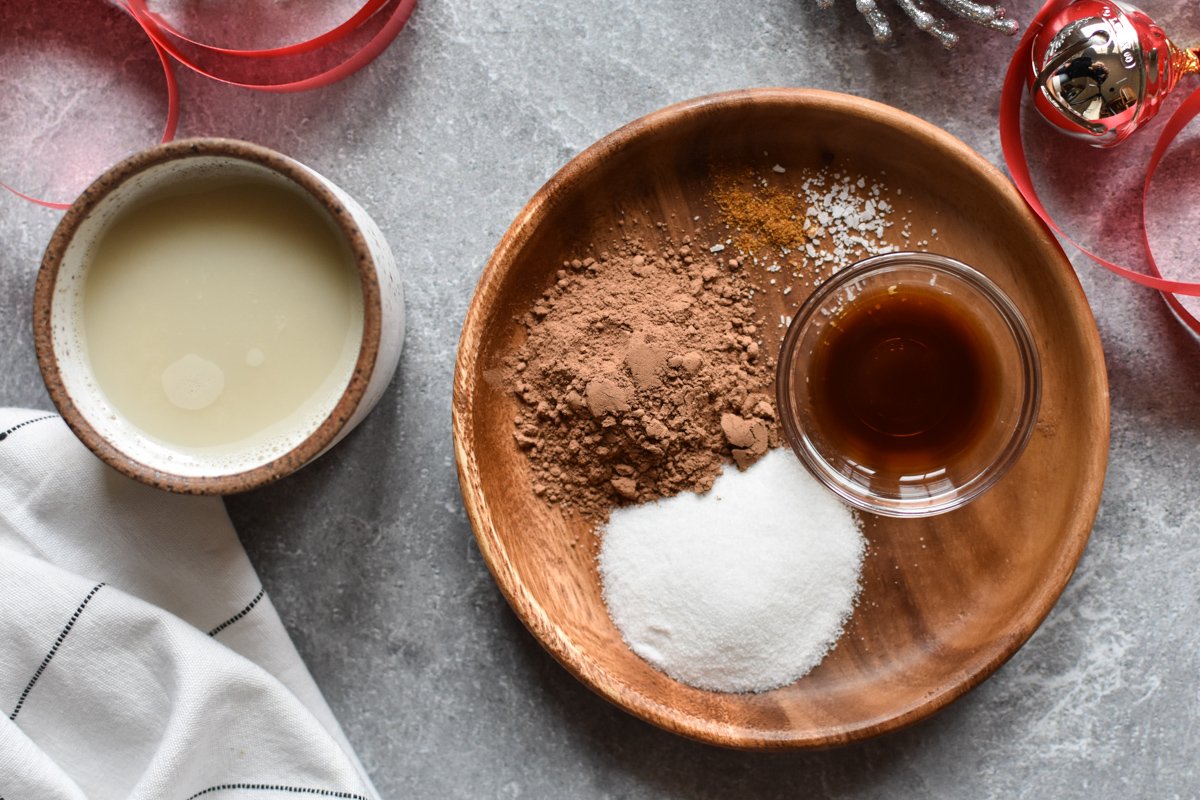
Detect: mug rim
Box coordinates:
(32, 137, 383, 495)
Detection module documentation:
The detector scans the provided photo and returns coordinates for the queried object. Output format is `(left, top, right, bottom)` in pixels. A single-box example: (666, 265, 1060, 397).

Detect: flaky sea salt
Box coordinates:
(785, 169, 899, 273)
(598, 448, 865, 693)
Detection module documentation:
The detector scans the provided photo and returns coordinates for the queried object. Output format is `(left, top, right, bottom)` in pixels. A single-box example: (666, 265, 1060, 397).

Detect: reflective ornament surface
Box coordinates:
(1030, 0, 1199, 147)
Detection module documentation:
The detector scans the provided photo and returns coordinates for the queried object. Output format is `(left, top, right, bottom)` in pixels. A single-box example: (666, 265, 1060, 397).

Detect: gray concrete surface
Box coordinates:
(3, 1, 1199, 797)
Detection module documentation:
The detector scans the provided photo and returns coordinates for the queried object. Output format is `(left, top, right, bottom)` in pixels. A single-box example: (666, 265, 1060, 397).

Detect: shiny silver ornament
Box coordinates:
(1030, 0, 1200, 147)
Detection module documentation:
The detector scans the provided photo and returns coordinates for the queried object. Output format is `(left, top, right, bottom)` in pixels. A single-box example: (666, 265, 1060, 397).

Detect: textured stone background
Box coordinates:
(2, 1, 1199, 797)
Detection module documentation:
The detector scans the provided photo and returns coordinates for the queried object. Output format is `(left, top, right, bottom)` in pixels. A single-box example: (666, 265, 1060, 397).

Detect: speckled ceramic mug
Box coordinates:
(33, 139, 404, 494)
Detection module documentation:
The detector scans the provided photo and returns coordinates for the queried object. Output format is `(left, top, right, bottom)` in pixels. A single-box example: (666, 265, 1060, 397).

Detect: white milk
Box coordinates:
(82, 179, 363, 452)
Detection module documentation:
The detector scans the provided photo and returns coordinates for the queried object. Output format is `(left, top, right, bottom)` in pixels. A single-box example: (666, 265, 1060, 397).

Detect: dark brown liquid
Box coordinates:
(808, 284, 998, 474)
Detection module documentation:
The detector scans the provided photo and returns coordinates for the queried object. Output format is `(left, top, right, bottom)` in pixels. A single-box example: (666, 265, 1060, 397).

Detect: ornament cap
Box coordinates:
(1171, 40, 1200, 79)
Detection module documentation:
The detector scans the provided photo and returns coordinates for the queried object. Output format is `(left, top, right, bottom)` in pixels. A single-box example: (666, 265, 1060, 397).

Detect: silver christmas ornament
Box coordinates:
(1030, 0, 1200, 147)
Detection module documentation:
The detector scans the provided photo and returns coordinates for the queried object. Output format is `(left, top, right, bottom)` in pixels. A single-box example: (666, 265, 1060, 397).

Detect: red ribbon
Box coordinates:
(1000, 0, 1200, 333)
(123, 0, 417, 93)
(2, 0, 415, 209)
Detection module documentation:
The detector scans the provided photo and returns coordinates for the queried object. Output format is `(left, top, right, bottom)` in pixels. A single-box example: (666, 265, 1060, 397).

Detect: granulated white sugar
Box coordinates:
(598, 448, 865, 693)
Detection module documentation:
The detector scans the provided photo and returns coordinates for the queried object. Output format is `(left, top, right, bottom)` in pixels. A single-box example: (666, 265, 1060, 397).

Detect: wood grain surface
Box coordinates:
(452, 89, 1109, 749)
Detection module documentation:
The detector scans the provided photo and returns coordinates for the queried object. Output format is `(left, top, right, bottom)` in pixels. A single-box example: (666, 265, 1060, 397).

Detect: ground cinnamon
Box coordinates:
(710, 168, 819, 254)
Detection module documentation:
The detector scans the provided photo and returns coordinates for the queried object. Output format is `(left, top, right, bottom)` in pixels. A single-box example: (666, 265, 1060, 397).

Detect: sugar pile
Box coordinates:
(598, 448, 865, 693)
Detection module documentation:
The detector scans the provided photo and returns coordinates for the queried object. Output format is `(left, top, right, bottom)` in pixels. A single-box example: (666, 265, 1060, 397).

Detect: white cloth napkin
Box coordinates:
(0, 409, 379, 800)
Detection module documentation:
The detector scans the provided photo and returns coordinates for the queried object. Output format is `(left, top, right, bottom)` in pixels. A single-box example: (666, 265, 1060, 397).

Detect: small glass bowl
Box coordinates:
(776, 252, 1041, 518)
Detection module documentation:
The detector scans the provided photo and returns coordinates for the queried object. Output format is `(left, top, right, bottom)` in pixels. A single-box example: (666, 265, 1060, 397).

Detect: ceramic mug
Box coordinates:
(33, 138, 404, 494)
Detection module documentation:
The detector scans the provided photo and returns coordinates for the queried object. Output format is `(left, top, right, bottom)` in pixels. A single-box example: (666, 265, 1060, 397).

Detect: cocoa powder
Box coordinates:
(505, 236, 780, 519)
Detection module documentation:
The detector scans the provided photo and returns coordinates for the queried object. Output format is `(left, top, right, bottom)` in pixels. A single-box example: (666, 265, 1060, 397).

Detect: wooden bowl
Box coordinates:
(453, 89, 1109, 748)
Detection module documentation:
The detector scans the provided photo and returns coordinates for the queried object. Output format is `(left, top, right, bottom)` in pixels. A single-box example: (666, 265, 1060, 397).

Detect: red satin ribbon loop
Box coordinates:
(125, 0, 393, 59)
(3, 0, 414, 208)
(124, 0, 417, 93)
(1001, 0, 1200, 333)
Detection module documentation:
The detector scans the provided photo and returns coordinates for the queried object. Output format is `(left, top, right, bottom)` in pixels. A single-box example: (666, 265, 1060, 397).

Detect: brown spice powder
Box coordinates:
(504, 236, 780, 520)
(710, 169, 819, 254)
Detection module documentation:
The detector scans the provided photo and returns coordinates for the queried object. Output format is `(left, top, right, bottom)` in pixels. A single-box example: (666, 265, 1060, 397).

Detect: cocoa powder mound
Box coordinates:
(505, 235, 781, 519)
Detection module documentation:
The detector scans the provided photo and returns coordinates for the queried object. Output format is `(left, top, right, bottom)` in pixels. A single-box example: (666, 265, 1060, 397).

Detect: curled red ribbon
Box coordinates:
(2, 0, 415, 209)
(1000, 0, 1200, 333)
(124, 0, 417, 93)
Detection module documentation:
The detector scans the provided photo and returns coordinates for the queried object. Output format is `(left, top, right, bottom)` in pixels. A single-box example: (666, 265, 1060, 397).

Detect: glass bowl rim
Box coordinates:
(775, 250, 1042, 518)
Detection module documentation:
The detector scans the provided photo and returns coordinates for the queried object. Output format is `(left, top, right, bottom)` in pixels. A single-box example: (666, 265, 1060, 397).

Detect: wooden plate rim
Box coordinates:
(452, 87, 1110, 748)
